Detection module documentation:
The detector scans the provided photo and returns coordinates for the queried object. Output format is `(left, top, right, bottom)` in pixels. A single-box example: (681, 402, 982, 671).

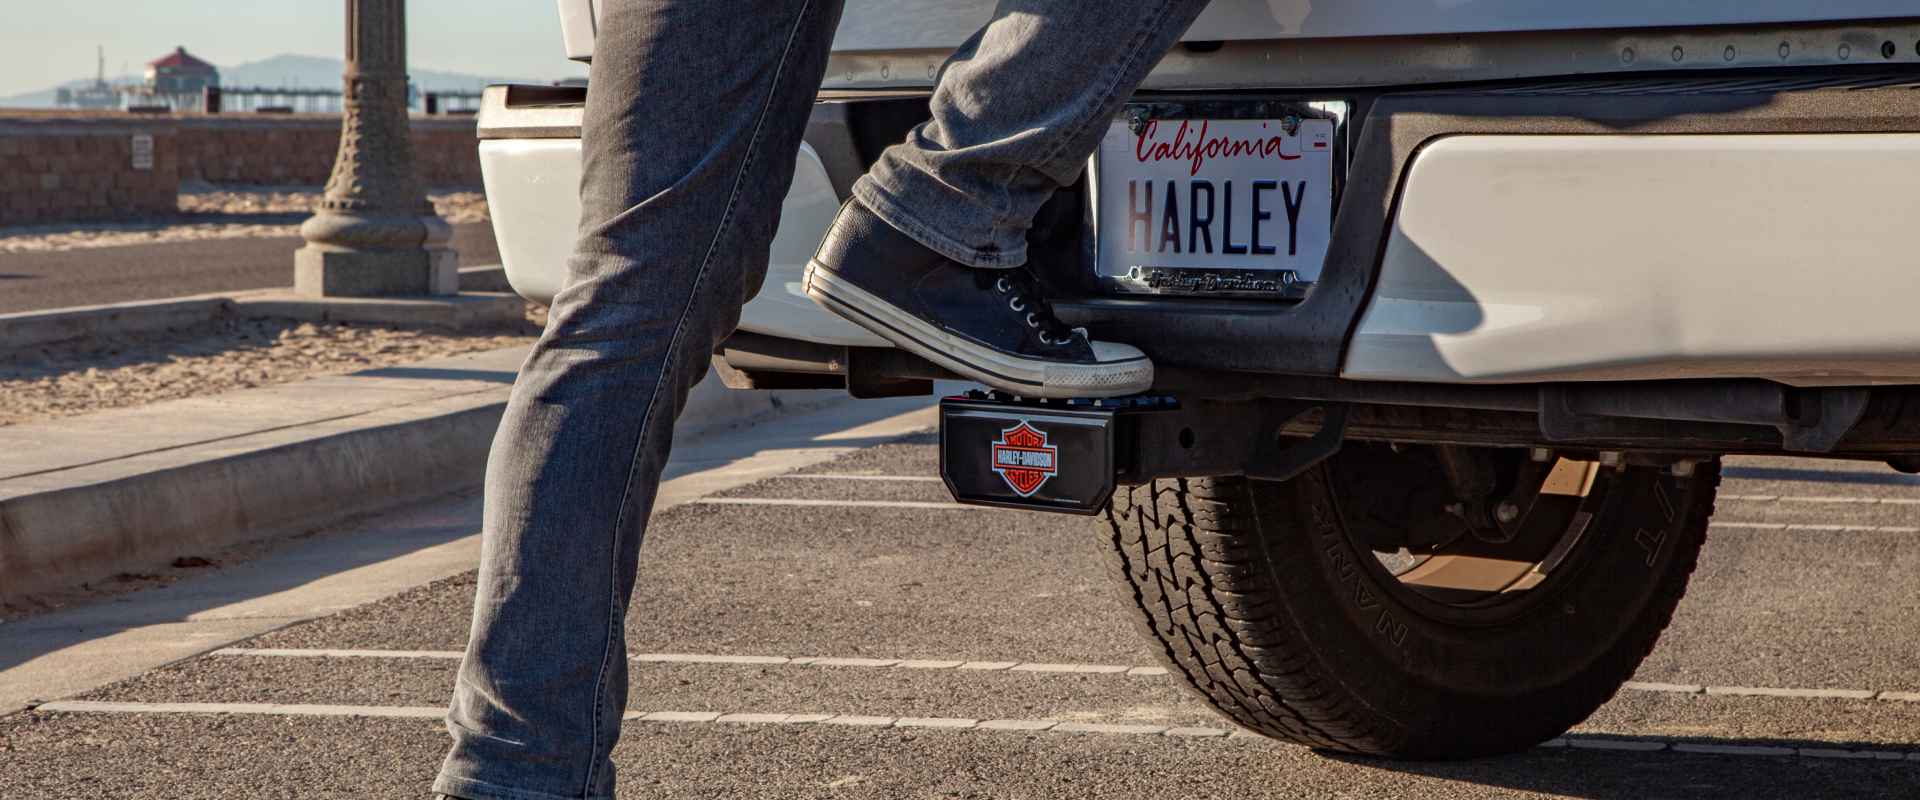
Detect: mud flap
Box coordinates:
(939, 394, 1127, 515)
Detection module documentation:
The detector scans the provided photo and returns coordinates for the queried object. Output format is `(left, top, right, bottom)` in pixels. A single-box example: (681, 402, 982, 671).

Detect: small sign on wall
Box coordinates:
(131, 134, 154, 170)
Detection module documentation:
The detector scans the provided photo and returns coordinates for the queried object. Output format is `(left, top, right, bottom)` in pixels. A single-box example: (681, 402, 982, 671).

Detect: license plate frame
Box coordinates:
(1089, 99, 1349, 300)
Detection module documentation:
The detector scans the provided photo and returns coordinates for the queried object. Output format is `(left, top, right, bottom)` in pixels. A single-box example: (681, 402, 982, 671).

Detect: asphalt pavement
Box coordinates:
(4, 430, 1920, 798)
(0, 223, 500, 314)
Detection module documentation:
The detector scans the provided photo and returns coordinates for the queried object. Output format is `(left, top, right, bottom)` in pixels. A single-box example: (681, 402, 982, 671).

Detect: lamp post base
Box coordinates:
(294, 245, 459, 298)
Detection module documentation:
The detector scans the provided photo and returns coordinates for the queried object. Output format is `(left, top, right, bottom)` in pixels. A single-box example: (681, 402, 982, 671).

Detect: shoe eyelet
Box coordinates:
(1025, 313, 1040, 328)
(994, 277, 1011, 293)
(1009, 298, 1027, 312)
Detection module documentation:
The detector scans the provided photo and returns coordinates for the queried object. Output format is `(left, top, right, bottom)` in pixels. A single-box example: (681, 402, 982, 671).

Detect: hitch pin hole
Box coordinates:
(1178, 428, 1196, 449)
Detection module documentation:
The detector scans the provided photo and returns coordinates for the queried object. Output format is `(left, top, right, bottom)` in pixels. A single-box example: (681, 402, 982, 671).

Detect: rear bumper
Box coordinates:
(1348, 131, 1920, 387)
(477, 75, 1920, 391)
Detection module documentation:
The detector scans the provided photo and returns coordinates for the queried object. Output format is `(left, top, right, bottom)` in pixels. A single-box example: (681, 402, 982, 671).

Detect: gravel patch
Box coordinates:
(0, 184, 489, 254)
(0, 314, 538, 427)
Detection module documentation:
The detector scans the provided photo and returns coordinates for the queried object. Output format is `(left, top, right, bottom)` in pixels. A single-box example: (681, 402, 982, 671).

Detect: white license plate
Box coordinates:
(1093, 117, 1336, 297)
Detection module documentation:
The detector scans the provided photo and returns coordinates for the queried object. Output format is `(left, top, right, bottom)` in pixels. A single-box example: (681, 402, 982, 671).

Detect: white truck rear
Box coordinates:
(477, 3, 1920, 759)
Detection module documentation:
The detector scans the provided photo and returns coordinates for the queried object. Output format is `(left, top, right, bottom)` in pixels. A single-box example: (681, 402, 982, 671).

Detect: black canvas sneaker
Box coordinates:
(805, 201, 1153, 398)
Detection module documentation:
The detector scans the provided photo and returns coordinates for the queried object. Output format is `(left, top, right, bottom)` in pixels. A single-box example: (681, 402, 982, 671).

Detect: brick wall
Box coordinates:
(173, 118, 338, 185)
(410, 122, 486, 187)
(0, 111, 482, 226)
(0, 117, 181, 225)
(173, 116, 481, 186)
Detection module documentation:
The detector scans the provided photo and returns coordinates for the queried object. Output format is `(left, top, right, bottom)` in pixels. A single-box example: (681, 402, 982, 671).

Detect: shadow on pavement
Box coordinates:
(1324, 734, 1920, 798)
(173, 211, 314, 226)
(354, 366, 519, 384)
(0, 493, 482, 708)
(1721, 466, 1920, 487)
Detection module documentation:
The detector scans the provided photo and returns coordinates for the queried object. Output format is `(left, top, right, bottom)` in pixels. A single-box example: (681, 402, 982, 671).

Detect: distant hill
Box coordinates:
(0, 54, 547, 109)
(220, 54, 537, 94)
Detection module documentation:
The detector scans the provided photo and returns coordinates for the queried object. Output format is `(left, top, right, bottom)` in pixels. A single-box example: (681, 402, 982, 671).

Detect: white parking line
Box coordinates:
(696, 497, 1920, 531)
(1708, 522, 1920, 533)
(211, 648, 1919, 703)
(1721, 494, 1920, 506)
(213, 647, 1168, 677)
(32, 701, 445, 719)
(782, 474, 945, 483)
(31, 700, 1920, 761)
(697, 498, 993, 511)
(214, 648, 465, 659)
(1705, 686, 1879, 700)
(1622, 681, 1704, 694)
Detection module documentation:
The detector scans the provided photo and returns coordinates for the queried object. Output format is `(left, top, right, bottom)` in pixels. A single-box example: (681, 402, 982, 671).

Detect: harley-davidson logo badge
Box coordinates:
(991, 421, 1059, 497)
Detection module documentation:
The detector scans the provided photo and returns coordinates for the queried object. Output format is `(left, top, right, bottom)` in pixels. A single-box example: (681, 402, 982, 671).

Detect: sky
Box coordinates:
(0, 0, 588, 97)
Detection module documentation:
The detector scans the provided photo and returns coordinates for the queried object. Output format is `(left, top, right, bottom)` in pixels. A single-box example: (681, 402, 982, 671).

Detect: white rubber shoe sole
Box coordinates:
(804, 260, 1154, 399)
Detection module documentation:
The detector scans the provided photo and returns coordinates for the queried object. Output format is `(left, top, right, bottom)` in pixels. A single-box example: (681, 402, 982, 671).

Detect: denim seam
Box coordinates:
(1003, 0, 1174, 255)
(1029, 0, 1176, 175)
(579, 1, 819, 795)
(852, 180, 1026, 268)
(435, 773, 608, 800)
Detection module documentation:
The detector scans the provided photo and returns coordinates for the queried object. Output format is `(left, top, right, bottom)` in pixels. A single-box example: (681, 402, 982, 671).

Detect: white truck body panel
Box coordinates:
(1343, 134, 1920, 387)
(480, 136, 890, 348)
(557, 0, 1920, 59)
(557, 0, 598, 61)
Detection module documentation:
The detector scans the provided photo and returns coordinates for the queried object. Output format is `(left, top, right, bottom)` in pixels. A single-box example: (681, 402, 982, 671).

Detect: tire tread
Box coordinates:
(1101, 465, 1718, 757)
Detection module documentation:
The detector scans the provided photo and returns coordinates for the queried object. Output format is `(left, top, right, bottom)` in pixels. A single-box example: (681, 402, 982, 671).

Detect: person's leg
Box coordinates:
(433, 1, 843, 798)
(806, 0, 1211, 398)
(860, 0, 1214, 269)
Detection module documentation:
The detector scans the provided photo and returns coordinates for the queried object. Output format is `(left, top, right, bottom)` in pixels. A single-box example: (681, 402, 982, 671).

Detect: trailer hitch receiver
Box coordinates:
(939, 393, 1348, 515)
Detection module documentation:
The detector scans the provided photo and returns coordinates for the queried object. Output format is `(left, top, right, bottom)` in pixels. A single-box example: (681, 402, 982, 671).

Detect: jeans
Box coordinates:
(435, 1, 1210, 798)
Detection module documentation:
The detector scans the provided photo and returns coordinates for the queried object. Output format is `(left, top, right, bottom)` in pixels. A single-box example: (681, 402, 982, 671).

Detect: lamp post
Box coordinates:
(294, 0, 457, 297)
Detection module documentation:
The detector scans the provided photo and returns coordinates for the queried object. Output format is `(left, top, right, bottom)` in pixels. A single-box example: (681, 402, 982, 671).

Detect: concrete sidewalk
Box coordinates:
(0, 393, 938, 715)
(0, 345, 852, 603)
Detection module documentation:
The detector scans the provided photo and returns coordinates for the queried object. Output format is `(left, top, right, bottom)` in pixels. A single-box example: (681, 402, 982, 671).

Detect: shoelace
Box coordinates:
(988, 269, 1079, 347)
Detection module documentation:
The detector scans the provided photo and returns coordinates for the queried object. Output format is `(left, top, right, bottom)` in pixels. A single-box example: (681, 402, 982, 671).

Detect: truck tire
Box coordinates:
(1103, 449, 1717, 759)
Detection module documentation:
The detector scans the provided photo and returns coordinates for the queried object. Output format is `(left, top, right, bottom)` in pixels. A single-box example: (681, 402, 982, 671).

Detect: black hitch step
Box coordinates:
(940, 393, 1161, 515)
(939, 392, 1347, 515)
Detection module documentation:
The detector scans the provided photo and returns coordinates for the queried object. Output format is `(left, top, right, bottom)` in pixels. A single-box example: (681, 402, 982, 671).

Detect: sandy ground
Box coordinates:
(0, 311, 543, 428)
(0, 182, 528, 427)
(0, 184, 490, 254)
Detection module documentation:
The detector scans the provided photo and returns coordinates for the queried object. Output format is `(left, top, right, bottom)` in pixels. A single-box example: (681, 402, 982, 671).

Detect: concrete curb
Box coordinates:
(0, 346, 855, 604)
(228, 289, 526, 329)
(457, 264, 514, 293)
(0, 396, 507, 602)
(0, 295, 233, 351)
